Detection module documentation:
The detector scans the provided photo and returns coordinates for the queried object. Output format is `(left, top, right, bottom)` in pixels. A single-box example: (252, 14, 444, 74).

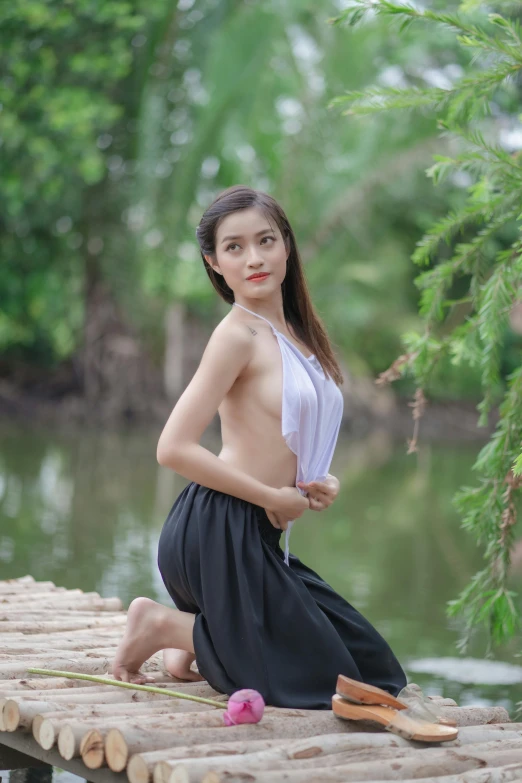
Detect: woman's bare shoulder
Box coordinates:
(205, 313, 254, 358)
(192, 314, 256, 385)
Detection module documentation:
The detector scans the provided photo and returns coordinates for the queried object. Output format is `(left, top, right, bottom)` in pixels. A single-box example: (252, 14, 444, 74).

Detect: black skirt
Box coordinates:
(157, 481, 407, 709)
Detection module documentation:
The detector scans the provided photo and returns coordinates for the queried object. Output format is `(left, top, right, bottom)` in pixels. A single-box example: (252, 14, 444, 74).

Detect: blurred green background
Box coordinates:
(2, 0, 520, 419)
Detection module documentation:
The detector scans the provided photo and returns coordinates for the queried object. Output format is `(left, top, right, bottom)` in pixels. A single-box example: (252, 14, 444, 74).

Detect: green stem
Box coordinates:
(27, 668, 226, 709)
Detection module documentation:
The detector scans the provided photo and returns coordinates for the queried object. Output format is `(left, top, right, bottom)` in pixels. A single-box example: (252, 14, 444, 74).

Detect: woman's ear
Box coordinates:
(204, 254, 222, 276)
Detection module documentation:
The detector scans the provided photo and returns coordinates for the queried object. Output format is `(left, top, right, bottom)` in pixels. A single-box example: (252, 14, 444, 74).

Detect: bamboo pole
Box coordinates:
(0, 650, 118, 661)
(0, 597, 123, 611)
(0, 628, 124, 644)
(128, 727, 522, 783)
(128, 740, 291, 783)
(370, 762, 522, 783)
(0, 617, 127, 633)
(0, 581, 60, 593)
(0, 643, 120, 655)
(0, 656, 114, 677)
(166, 738, 522, 783)
(0, 680, 222, 699)
(2, 699, 77, 731)
(198, 746, 522, 783)
(0, 589, 86, 602)
(436, 706, 510, 726)
(26, 669, 226, 707)
(59, 722, 98, 760)
(2, 690, 181, 730)
(0, 610, 124, 619)
(0, 677, 102, 691)
(81, 727, 105, 769)
(127, 724, 522, 783)
(104, 717, 369, 773)
(156, 732, 522, 783)
(37, 699, 216, 749)
(200, 765, 522, 783)
(0, 598, 126, 622)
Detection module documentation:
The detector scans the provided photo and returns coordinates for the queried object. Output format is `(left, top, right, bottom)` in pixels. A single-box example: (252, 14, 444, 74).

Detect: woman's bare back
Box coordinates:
(217, 309, 310, 490)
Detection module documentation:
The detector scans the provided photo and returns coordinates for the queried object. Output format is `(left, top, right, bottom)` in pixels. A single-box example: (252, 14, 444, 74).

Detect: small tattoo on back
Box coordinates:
(248, 327, 257, 336)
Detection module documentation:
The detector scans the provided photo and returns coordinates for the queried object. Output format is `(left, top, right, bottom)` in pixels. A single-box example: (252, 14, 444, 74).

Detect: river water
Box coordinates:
(0, 421, 520, 760)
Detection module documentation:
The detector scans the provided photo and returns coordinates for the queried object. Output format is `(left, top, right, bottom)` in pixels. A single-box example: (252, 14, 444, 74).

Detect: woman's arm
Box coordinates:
(157, 320, 277, 509)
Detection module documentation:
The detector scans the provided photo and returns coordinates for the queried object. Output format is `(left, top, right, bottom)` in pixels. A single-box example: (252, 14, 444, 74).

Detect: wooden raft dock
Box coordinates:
(1, 576, 521, 783)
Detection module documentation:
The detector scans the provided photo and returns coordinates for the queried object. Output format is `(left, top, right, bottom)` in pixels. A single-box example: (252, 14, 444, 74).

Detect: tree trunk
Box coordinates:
(164, 302, 186, 400)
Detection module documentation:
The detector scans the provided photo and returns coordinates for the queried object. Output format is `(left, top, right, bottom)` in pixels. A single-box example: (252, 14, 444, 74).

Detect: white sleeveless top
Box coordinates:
(233, 303, 344, 564)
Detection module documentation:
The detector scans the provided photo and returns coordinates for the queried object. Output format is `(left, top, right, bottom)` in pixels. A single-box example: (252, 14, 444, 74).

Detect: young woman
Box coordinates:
(112, 185, 407, 709)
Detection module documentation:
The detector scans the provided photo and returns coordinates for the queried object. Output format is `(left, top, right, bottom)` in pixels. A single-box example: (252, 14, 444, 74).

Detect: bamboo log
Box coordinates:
(0, 685, 127, 698)
(158, 739, 412, 783)
(0, 590, 86, 603)
(128, 726, 522, 783)
(199, 746, 522, 783)
(81, 727, 105, 769)
(37, 699, 215, 749)
(4, 689, 216, 734)
(32, 714, 45, 743)
(436, 705, 510, 726)
(2, 698, 77, 731)
(0, 594, 94, 606)
(158, 734, 522, 783)
(0, 597, 123, 611)
(0, 650, 117, 661)
(2, 688, 181, 730)
(0, 610, 124, 619)
(426, 698, 457, 707)
(59, 722, 97, 760)
(0, 581, 60, 593)
(0, 643, 119, 654)
(61, 708, 336, 772)
(0, 677, 102, 690)
(167, 738, 522, 782)
(376, 763, 522, 783)
(0, 628, 124, 644)
(104, 717, 372, 773)
(199, 764, 522, 783)
(28, 625, 125, 638)
(0, 679, 221, 699)
(128, 741, 291, 783)
(0, 656, 113, 677)
(0, 616, 127, 633)
(390, 762, 522, 783)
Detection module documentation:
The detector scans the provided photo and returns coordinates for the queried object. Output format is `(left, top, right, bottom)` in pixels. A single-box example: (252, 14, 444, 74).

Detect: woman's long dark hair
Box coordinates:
(195, 185, 343, 386)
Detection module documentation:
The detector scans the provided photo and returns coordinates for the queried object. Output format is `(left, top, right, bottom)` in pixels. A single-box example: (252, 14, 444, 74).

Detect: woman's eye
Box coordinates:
(226, 243, 239, 251)
(261, 236, 275, 244)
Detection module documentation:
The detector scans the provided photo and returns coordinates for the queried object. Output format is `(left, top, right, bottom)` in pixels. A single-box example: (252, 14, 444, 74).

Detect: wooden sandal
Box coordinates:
(336, 674, 457, 728)
(332, 694, 458, 743)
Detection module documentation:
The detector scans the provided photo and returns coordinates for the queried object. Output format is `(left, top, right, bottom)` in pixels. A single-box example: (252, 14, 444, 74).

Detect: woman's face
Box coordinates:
(206, 207, 289, 300)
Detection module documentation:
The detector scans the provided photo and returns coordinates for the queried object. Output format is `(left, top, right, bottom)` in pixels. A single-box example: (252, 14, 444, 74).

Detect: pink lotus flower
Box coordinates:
(223, 689, 265, 726)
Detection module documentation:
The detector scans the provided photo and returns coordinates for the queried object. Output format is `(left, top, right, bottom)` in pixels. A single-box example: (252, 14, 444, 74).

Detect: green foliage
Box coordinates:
(331, 0, 522, 647)
(0, 0, 148, 362)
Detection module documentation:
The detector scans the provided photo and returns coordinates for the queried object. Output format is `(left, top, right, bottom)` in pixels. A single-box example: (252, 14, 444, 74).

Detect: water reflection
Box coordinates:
(0, 422, 521, 716)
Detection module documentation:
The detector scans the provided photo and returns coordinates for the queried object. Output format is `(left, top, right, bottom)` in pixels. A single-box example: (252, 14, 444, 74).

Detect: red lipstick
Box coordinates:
(247, 273, 270, 281)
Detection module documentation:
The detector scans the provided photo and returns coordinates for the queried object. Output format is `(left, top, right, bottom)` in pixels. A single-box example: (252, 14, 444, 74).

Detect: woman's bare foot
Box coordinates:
(163, 649, 204, 682)
(112, 597, 195, 684)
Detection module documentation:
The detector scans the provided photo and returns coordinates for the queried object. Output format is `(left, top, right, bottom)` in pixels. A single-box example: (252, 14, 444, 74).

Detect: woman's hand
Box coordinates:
(264, 486, 310, 531)
(297, 473, 340, 512)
